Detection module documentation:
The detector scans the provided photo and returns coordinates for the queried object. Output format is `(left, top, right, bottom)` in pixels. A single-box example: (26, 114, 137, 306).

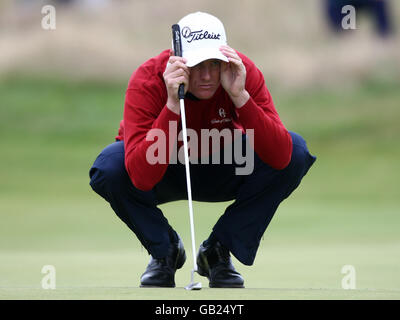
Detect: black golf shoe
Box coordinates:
(140, 236, 186, 288)
(197, 240, 244, 288)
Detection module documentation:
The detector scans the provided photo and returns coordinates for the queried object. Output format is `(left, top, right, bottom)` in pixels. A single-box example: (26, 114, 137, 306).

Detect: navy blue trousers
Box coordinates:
(89, 132, 316, 266)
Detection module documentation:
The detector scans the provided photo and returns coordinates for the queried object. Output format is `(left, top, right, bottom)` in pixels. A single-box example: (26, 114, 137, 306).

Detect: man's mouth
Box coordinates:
(199, 84, 214, 89)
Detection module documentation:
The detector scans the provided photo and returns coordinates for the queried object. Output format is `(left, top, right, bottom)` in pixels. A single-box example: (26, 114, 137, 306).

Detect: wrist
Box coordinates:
(166, 99, 180, 115)
(230, 90, 250, 109)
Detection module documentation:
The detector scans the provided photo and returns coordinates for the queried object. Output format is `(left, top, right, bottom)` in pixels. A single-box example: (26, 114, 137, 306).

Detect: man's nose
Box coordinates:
(200, 66, 211, 80)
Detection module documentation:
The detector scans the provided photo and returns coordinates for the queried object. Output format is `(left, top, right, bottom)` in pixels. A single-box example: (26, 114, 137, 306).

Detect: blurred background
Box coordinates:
(0, 0, 399, 299)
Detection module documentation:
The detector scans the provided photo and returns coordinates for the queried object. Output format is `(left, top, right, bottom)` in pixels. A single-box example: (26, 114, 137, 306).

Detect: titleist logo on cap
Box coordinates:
(176, 12, 228, 67)
(182, 26, 221, 43)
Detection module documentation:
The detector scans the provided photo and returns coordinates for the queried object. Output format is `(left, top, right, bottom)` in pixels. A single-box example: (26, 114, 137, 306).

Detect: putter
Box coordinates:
(172, 24, 202, 291)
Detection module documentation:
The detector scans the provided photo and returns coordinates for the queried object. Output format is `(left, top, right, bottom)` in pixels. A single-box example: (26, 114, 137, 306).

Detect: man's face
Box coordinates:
(188, 59, 221, 100)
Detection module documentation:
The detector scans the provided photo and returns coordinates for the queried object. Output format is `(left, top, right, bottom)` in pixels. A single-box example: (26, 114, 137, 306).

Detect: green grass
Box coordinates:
(0, 76, 399, 299)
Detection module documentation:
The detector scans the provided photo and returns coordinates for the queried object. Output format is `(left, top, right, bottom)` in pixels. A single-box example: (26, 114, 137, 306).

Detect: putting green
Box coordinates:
(0, 77, 399, 300)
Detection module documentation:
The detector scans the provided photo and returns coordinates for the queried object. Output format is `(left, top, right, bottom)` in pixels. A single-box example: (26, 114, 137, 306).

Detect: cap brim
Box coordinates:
(183, 48, 229, 67)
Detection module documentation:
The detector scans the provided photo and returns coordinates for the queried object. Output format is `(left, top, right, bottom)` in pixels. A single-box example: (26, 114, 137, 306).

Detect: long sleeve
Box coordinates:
(122, 51, 181, 191)
(124, 90, 180, 191)
(236, 55, 293, 170)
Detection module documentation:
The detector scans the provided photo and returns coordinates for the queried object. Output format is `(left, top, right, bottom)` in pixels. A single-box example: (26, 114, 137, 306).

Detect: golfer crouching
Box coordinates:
(89, 12, 316, 288)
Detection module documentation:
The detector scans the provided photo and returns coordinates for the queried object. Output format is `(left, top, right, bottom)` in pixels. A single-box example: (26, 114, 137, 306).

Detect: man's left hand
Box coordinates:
(219, 45, 250, 108)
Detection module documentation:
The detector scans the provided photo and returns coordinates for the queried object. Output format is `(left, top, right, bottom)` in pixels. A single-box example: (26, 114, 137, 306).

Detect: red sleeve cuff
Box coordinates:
(153, 105, 181, 130)
(235, 96, 260, 124)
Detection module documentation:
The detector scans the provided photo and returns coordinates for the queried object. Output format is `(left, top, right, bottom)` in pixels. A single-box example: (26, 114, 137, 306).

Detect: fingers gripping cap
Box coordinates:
(177, 12, 229, 67)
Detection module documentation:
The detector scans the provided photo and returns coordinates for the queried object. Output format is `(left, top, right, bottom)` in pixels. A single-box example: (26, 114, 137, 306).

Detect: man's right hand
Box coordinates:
(163, 52, 190, 115)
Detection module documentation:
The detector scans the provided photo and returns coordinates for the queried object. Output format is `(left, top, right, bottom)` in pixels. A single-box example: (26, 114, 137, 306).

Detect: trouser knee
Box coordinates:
(89, 141, 128, 199)
(89, 141, 158, 207)
(286, 131, 316, 181)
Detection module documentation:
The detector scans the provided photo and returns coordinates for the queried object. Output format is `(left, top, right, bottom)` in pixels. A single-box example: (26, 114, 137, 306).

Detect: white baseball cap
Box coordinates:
(177, 12, 229, 67)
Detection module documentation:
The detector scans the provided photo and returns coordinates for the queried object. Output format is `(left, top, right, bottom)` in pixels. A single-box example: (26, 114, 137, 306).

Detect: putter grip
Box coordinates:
(172, 24, 185, 100)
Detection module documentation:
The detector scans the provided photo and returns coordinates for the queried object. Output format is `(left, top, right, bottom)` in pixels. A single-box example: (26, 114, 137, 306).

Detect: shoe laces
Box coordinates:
(215, 244, 230, 262)
(207, 242, 231, 267)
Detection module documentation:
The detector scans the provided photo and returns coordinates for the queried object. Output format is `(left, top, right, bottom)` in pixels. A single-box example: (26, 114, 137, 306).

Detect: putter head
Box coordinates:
(185, 282, 202, 291)
(184, 269, 202, 290)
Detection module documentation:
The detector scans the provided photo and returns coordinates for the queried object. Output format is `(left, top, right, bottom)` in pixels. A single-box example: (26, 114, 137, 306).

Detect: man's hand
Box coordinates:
(163, 52, 190, 115)
(219, 45, 250, 108)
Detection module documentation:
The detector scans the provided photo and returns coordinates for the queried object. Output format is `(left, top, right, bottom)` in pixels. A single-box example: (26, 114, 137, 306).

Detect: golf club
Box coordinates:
(172, 24, 202, 291)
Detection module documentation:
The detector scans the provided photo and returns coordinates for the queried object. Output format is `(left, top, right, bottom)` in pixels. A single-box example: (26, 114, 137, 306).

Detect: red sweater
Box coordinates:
(117, 49, 292, 191)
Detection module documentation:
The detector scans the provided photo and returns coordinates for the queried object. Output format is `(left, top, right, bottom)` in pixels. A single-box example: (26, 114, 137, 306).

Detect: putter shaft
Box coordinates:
(179, 98, 198, 272)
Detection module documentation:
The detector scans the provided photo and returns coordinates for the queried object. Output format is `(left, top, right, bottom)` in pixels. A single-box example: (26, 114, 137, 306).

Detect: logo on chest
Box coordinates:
(211, 107, 232, 124)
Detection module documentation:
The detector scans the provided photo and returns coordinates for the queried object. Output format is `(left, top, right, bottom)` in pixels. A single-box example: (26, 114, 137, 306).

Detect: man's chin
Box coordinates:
(191, 88, 217, 100)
